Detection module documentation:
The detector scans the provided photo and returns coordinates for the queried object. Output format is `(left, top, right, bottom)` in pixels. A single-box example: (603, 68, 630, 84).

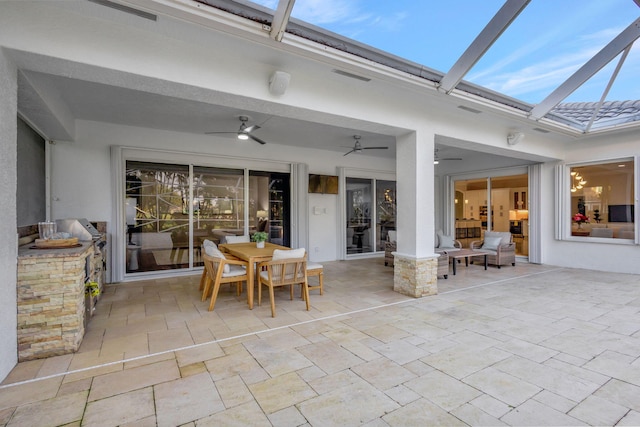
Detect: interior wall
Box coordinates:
(0, 50, 18, 381)
(17, 116, 46, 226)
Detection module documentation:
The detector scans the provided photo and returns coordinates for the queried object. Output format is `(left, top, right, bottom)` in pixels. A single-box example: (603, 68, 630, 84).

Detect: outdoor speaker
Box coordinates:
(269, 71, 290, 96)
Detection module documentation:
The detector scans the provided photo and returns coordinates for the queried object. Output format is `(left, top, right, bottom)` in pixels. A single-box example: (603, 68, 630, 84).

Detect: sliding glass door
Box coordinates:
(125, 161, 289, 275)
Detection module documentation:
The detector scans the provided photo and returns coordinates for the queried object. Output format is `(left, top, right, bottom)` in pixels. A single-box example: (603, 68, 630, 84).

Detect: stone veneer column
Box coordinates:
(17, 246, 91, 361)
(393, 254, 438, 297)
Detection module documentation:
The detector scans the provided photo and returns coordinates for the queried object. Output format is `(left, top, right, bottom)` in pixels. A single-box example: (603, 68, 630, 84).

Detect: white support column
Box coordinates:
(0, 49, 18, 380)
(393, 130, 439, 297)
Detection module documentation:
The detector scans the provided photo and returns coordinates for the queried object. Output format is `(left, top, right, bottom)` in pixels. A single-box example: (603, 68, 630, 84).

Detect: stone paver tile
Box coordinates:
(175, 342, 224, 367)
(496, 337, 558, 363)
(82, 387, 155, 427)
(37, 354, 74, 378)
(463, 366, 541, 407)
(99, 332, 150, 358)
(500, 399, 584, 426)
(340, 340, 382, 362)
(382, 398, 466, 426)
(248, 372, 316, 414)
(371, 339, 429, 365)
(469, 394, 512, 419)
(216, 375, 254, 408)
(384, 384, 421, 406)
(299, 378, 399, 426)
(180, 362, 208, 377)
(495, 355, 600, 402)
(594, 378, 640, 412)
(404, 370, 482, 412)
(421, 346, 511, 379)
(0, 377, 62, 410)
(568, 394, 628, 426)
(267, 405, 307, 427)
(402, 359, 434, 377)
(88, 359, 180, 401)
(532, 390, 577, 413)
(308, 369, 361, 395)
(204, 350, 264, 382)
(0, 408, 15, 426)
(451, 403, 507, 426)
(617, 410, 640, 426)
(155, 372, 223, 427)
(297, 341, 363, 374)
(362, 324, 411, 343)
(255, 328, 311, 350)
(1, 359, 43, 384)
(148, 326, 195, 353)
(243, 342, 313, 377)
(195, 401, 270, 426)
(6, 390, 87, 427)
(543, 357, 610, 386)
(57, 377, 92, 397)
(351, 358, 416, 390)
(121, 415, 157, 426)
(584, 351, 640, 386)
(297, 365, 326, 383)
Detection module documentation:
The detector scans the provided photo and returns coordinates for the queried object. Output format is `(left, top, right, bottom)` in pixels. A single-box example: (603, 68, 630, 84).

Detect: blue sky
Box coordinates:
(252, 0, 640, 104)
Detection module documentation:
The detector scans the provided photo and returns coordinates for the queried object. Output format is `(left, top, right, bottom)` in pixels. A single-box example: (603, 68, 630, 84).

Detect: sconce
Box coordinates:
(507, 132, 525, 145)
(257, 210, 268, 220)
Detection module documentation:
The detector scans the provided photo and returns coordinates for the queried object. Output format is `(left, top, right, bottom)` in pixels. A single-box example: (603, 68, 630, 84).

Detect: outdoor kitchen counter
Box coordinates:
(16, 242, 94, 361)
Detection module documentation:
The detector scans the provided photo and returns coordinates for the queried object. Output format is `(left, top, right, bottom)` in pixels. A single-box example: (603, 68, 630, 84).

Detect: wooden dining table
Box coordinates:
(218, 242, 289, 309)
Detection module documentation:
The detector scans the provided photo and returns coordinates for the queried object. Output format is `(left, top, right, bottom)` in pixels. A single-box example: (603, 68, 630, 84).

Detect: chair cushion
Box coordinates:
(207, 246, 229, 273)
(202, 239, 216, 250)
(484, 231, 511, 245)
(225, 235, 250, 243)
(437, 232, 456, 249)
(387, 230, 397, 242)
(482, 236, 503, 251)
(272, 248, 306, 260)
(222, 264, 247, 277)
(307, 262, 323, 270)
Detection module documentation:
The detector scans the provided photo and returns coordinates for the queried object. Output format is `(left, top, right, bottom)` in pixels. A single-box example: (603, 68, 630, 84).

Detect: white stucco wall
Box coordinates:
(0, 49, 18, 380)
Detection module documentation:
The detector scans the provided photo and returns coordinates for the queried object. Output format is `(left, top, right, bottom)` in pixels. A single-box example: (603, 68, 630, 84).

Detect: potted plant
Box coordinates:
(252, 231, 268, 248)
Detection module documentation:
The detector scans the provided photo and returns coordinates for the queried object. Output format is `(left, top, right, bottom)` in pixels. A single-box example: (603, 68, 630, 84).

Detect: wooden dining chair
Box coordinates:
(201, 252, 249, 311)
(257, 249, 309, 317)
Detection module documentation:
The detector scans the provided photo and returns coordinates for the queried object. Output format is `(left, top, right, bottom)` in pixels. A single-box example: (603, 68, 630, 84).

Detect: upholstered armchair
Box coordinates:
(471, 231, 515, 268)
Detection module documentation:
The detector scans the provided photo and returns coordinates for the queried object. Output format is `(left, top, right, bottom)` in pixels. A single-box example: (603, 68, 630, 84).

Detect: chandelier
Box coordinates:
(570, 170, 587, 193)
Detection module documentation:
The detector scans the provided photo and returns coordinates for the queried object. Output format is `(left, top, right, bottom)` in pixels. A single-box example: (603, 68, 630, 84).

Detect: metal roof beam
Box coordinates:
(439, 0, 530, 94)
(270, 0, 295, 41)
(530, 17, 640, 121)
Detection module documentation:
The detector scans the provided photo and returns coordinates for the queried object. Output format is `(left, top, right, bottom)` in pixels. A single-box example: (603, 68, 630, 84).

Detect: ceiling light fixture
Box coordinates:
(237, 133, 249, 140)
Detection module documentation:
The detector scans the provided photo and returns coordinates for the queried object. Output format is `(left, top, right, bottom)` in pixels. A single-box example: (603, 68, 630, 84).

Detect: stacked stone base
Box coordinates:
(393, 253, 438, 297)
(17, 246, 91, 361)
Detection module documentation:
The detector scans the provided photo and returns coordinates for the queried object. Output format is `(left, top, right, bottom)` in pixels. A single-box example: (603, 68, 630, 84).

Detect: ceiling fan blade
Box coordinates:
(204, 131, 236, 135)
(362, 146, 388, 150)
(249, 134, 267, 145)
(343, 149, 356, 156)
(441, 157, 462, 160)
(244, 124, 260, 133)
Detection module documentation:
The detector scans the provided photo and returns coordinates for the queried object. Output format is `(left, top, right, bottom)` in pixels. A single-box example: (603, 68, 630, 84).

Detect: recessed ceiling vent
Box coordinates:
(533, 127, 551, 133)
(457, 105, 482, 114)
(88, 0, 157, 21)
(332, 69, 371, 82)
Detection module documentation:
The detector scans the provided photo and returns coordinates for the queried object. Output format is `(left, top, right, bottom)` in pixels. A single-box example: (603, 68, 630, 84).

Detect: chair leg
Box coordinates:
(318, 272, 324, 295)
(268, 285, 276, 317)
(208, 279, 223, 311)
(198, 269, 206, 291)
(303, 281, 310, 311)
(201, 275, 212, 302)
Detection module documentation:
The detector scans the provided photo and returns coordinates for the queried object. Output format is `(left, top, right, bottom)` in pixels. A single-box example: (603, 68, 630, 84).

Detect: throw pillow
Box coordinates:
(482, 236, 503, 251)
(272, 248, 306, 260)
(207, 245, 229, 273)
(438, 233, 456, 249)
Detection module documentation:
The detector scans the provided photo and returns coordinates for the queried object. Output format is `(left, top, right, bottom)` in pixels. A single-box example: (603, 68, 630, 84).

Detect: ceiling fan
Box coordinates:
(205, 116, 267, 145)
(343, 135, 388, 156)
(434, 148, 462, 164)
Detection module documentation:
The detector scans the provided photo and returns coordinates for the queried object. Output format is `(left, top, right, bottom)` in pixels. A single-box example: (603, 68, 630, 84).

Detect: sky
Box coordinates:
(250, 0, 640, 105)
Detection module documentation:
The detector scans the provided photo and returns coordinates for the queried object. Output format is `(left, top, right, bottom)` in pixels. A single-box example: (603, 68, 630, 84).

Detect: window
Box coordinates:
(565, 159, 636, 241)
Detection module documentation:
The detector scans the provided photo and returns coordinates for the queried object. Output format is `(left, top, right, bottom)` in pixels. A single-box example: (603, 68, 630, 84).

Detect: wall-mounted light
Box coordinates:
(257, 210, 268, 220)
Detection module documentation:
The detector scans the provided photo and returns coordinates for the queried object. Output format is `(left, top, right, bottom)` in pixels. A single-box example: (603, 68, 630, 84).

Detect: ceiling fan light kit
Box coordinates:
(206, 116, 267, 145)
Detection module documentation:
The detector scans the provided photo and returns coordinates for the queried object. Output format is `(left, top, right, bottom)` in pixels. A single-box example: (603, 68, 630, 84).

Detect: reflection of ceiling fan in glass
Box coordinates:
(434, 148, 462, 164)
(343, 135, 388, 156)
